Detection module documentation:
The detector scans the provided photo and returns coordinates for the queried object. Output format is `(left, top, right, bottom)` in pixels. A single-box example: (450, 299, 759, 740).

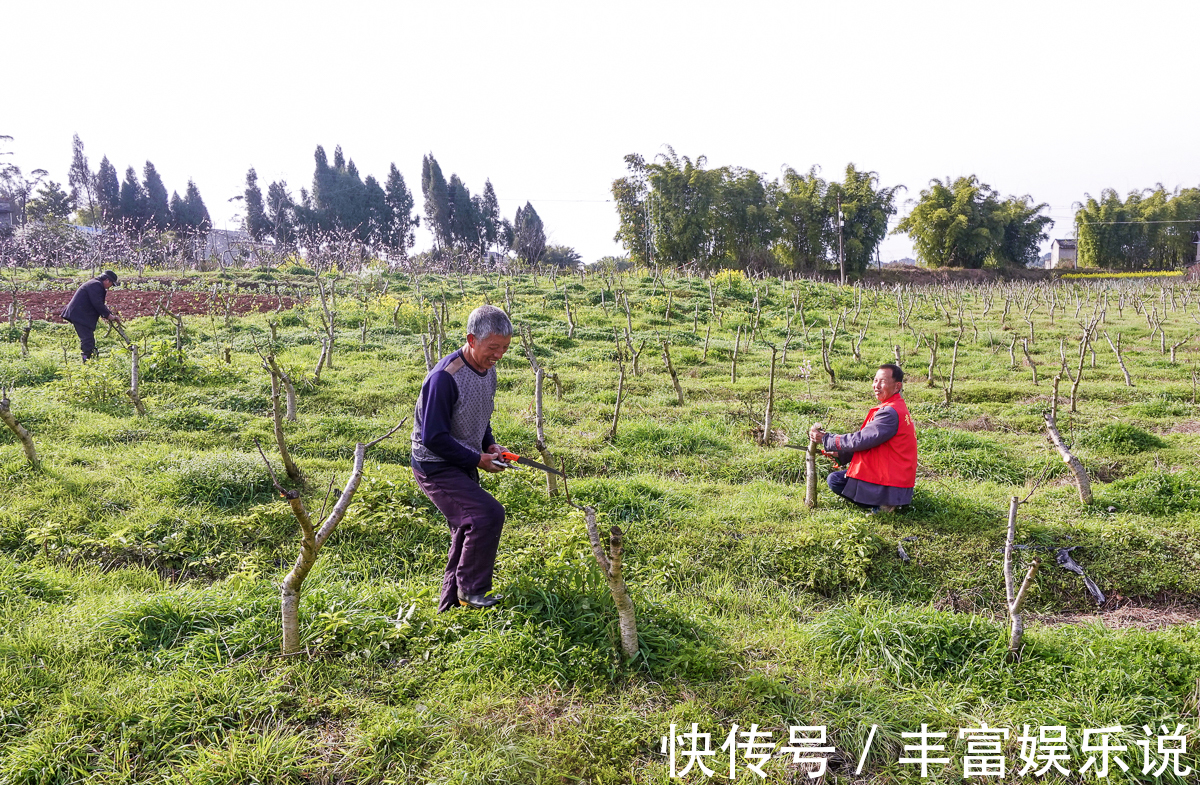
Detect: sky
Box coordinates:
(6, 0, 1199, 264)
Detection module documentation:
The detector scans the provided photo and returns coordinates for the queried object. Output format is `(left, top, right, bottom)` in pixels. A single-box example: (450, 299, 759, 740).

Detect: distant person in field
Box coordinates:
(411, 305, 513, 611)
(61, 270, 122, 362)
(809, 363, 917, 513)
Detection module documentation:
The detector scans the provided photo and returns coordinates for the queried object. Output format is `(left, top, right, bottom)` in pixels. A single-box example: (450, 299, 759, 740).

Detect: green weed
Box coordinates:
(164, 451, 277, 507)
(1079, 421, 1166, 453)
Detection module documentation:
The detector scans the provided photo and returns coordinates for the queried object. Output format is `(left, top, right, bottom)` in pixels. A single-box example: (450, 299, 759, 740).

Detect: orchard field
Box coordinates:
(2, 266, 1200, 784)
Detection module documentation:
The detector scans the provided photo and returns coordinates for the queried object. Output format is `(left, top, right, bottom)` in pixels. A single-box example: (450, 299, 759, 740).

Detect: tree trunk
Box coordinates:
(127, 345, 147, 416)
(1021, 339, 1038, 385)
(564, 290, 575, 338)
(313, 338, 329, 382)
(0, 389, 39, 468)
(804, 432, 820, 509)
(581, 504, 638, 661)
(821, 329, 836, 387)
(943, 335, 959, 406)
(265, 354, 298, 422)
(316, 276, 337, 370)
(731, 325, 741, 383)
(1044, 411, 1092, 505)
(534, 368, 558, 496)
(926, 333, 938, 387)
(280, 496, 317, 656)
(607, 360, 625, 441)
(266, 421, 406, 656)
(662, 340, 684, 406)
(18, 316, 31, 358)
(269, 372, 302, 482)
(1004, 495, 1041, 663)
(1104, 331, 1133, 387)
(762, 345, 777, 443)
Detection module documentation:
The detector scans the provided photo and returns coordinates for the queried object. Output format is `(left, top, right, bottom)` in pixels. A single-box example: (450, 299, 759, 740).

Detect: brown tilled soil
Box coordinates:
(13, 290, 298, 322)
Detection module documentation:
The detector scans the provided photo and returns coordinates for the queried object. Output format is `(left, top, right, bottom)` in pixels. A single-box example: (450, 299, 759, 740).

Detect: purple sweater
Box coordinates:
(410, 349, 497, 470)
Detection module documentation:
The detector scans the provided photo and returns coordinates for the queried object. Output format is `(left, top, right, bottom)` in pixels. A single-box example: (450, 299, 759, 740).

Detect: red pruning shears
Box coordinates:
(496, 451, 566, 477)
(783, 443, 842, 469)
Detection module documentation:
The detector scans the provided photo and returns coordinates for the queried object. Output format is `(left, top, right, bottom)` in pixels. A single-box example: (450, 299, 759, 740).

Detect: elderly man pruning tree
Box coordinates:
(61, 270, 122, 361)
(809, 363, 917, 513)
(411, 305, 514, 611)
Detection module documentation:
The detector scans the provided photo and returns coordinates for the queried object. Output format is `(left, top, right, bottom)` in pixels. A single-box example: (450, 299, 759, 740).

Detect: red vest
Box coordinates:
(845, 393, 917, 488)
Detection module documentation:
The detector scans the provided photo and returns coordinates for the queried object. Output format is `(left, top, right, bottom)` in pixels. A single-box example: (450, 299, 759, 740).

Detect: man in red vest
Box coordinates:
(809, 363, 917, 513)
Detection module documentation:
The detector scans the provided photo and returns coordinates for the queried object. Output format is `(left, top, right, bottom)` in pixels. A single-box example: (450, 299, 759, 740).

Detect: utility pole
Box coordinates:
(837, 194, 845, 286)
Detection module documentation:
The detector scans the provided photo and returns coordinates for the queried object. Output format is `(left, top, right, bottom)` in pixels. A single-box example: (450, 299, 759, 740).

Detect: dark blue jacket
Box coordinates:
(61, 279, 112, 330)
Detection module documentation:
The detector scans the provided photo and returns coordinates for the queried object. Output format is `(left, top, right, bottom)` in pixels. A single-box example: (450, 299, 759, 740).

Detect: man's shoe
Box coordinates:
(458, 591, 502, 609)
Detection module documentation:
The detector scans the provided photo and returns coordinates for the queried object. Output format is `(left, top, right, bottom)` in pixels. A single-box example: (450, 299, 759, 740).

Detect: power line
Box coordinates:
(496, 197, 612, 204)
(1077, 219, 1200, 225)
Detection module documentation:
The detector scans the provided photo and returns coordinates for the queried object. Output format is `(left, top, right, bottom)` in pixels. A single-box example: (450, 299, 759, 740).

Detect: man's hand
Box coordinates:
(478, 451, 507, 473)
(486, 444, 508, 458)
(808, 423, 826, 444)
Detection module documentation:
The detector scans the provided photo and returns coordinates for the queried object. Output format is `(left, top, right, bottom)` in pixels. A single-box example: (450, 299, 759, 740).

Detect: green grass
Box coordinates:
(1, 269, 1199, 782)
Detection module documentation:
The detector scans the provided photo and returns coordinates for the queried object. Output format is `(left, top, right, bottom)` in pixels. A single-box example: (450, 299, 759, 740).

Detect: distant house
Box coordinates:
(1048, 238, 1077, 269)
(0, 200, 13, 229)
(204, 228, 273, 266)
(68, 224, 103, 238)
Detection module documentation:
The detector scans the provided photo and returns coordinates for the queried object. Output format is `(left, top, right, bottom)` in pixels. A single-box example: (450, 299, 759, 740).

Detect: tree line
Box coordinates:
(612, 149, 1200, 273)
(239, 147, 552, 265)
(2, 135, 560, 269)
(0, 135, 214, 237)
(612, 148, 903, 275)
(1076, 186, 1200, 268)
(6, 134, 1198, 273)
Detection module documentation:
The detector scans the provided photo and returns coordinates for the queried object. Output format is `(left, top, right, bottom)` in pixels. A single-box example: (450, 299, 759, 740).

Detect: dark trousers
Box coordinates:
(71, 321, 97, 361)
(413, 464, 505, 612)
(827, 469, 871, 509)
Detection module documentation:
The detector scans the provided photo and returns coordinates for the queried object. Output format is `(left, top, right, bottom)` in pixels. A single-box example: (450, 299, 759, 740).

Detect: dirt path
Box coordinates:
(1034, 605, 1200, 630)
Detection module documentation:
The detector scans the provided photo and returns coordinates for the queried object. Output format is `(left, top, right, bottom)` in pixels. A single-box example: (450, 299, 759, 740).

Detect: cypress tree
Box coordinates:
(363, 175, 388, 248)
(95, 156, 120, 226)
(244, 167, 270, 240)
(169, 191, 187, 232)
(293, 187, 319, 240)
(480, 179, 501, 250)
(310, 145, 335, 232)
(267, 180, 296, 246)
(513, 202, 546, 264)
(67, 134, 96, 224)
(421, 154, 452, 250)
(143, 161, 171, 231)
(384, 164, 418, 259)
(448, 174, 481, 253)
(119, 166, 148, 231)
(184, 180, 211, 232)
(341, 158, 369, 238)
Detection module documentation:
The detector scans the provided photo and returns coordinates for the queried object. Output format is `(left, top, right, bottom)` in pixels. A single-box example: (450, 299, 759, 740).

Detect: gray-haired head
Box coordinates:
(466, 305, 513, 341)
